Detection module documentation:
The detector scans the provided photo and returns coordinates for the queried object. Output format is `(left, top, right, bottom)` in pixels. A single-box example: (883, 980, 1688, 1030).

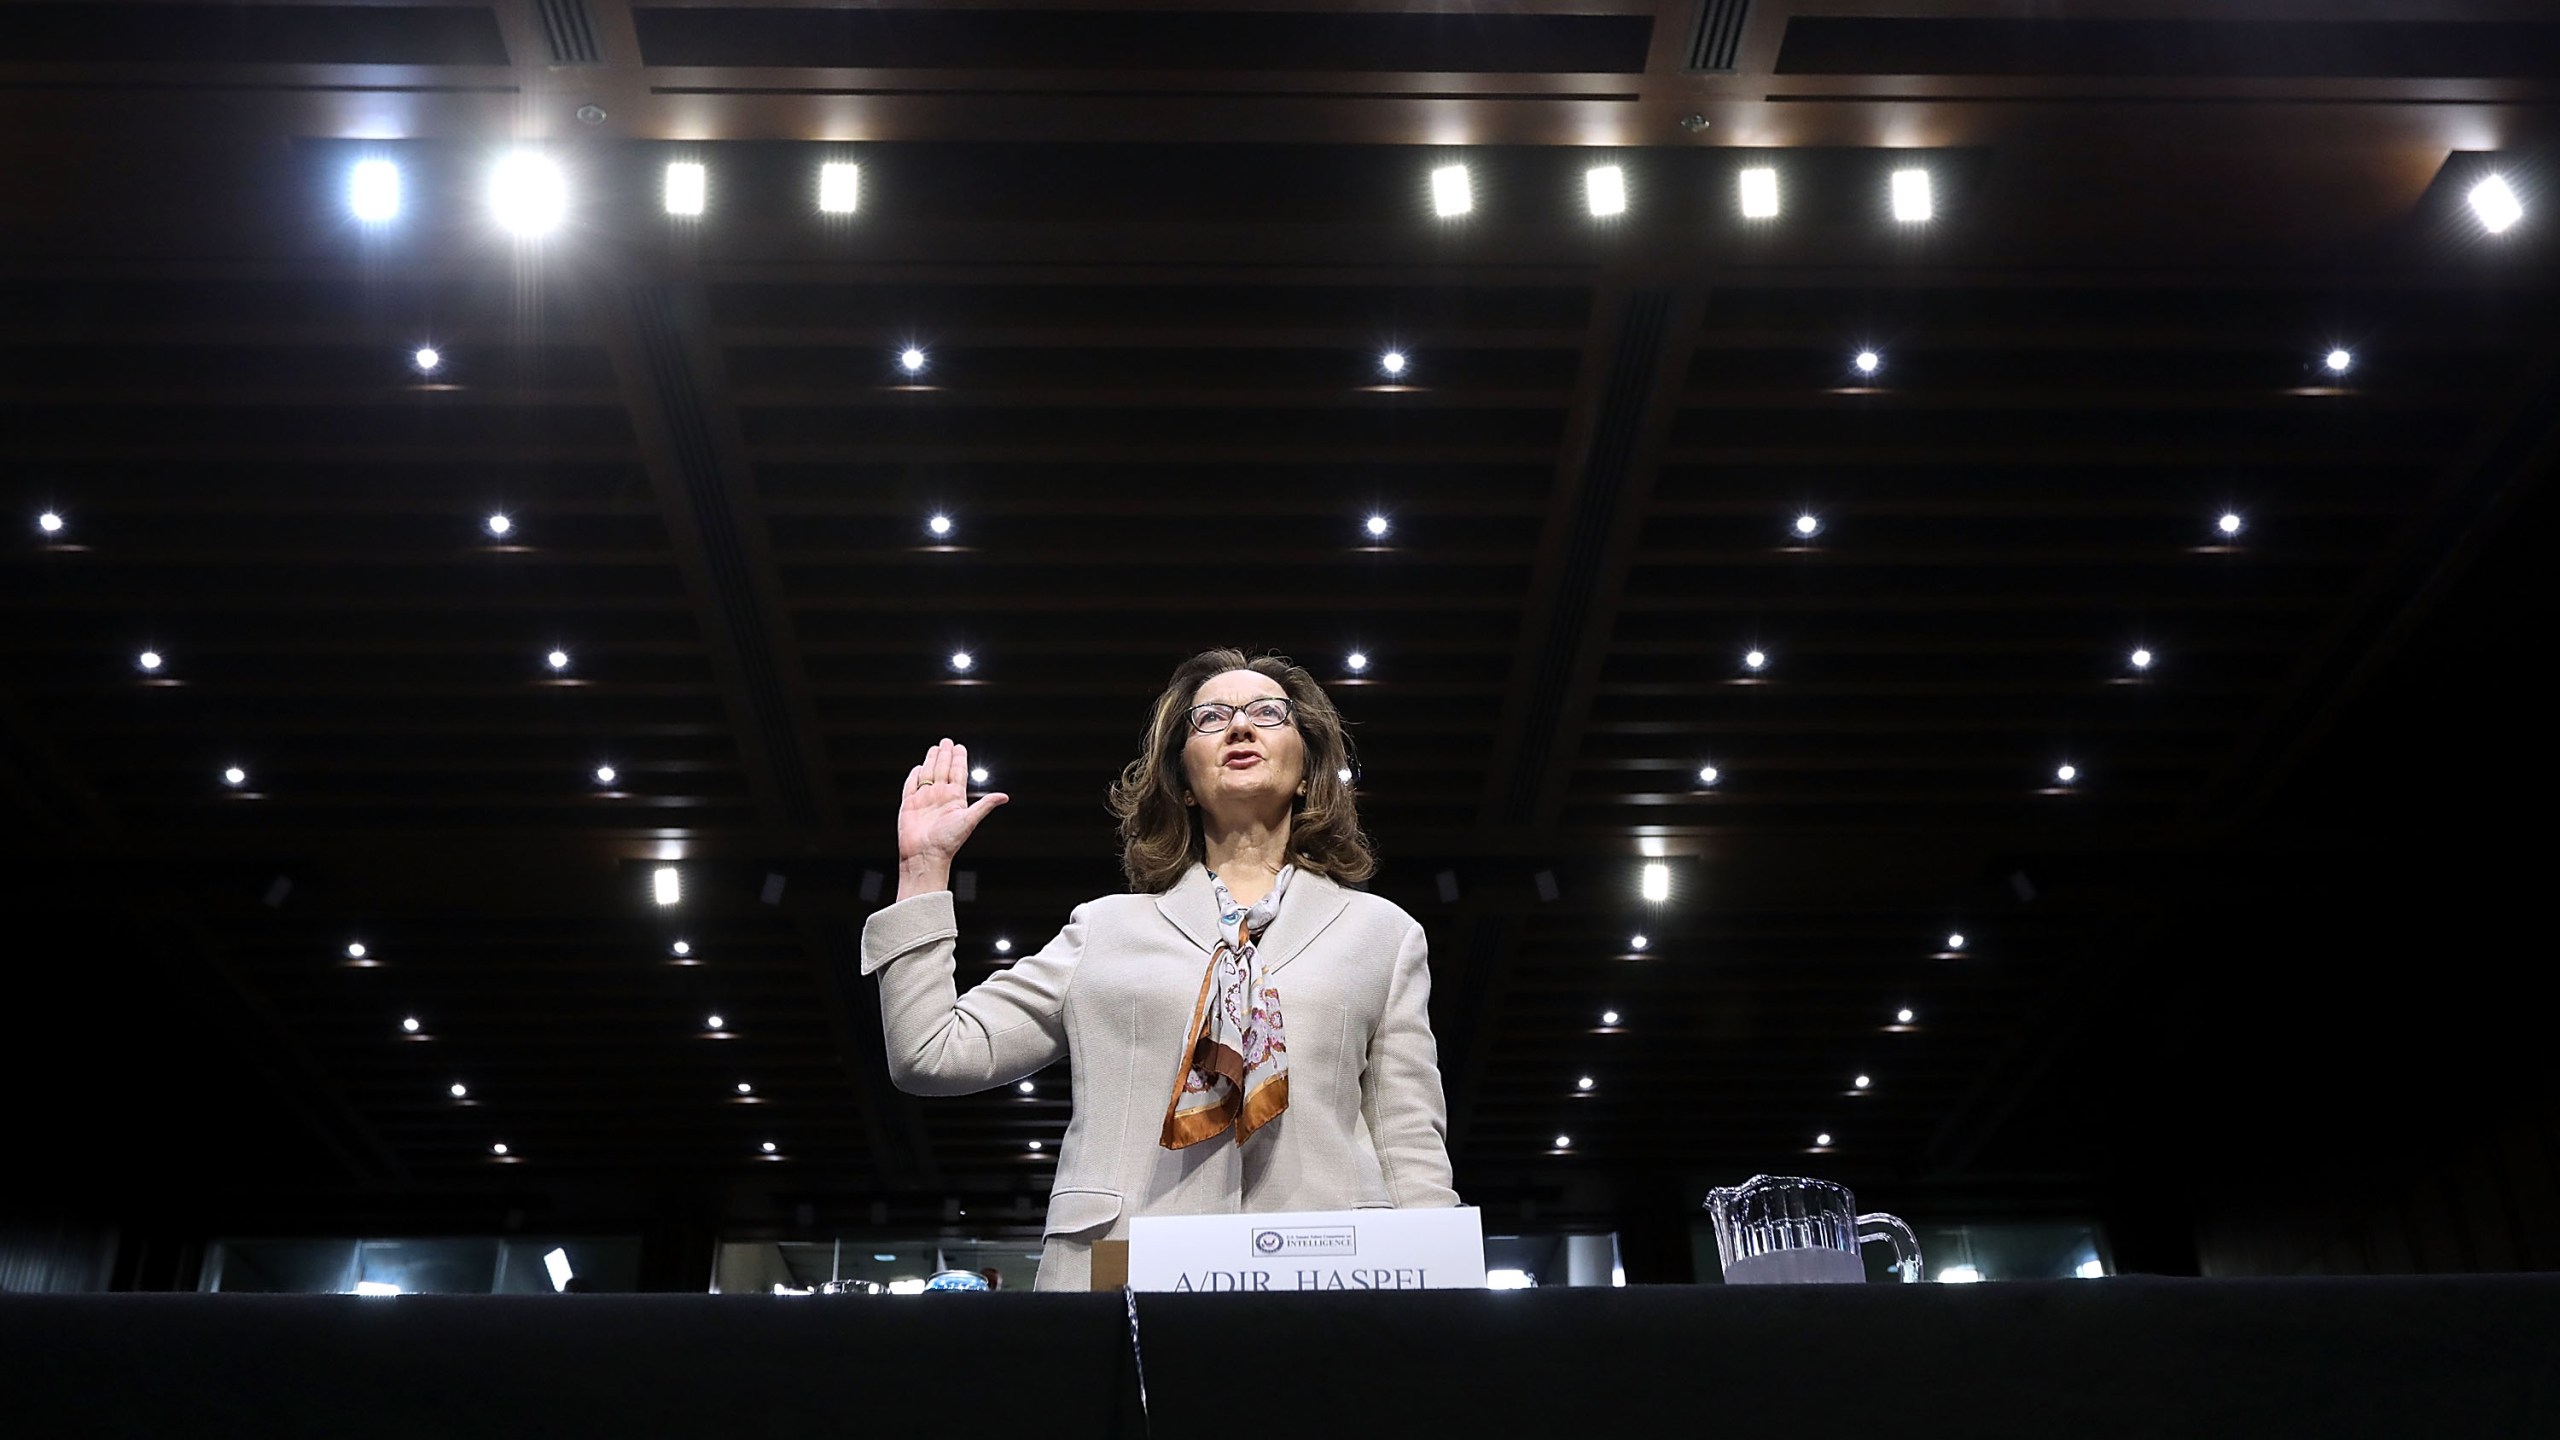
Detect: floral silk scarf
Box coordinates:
(1160, 866, 1295, 1149)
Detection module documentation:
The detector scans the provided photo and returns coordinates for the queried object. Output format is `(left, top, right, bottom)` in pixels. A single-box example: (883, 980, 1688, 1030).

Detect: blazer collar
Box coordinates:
(1153, 862, 1353, 976)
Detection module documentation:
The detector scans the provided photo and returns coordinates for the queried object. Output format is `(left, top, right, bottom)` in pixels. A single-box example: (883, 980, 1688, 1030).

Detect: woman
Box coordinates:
(859, 648, 1461, 1292)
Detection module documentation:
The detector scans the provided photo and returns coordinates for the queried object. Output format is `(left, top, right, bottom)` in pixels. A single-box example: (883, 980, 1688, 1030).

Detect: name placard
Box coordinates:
(1127, 1207, 1486, 1292)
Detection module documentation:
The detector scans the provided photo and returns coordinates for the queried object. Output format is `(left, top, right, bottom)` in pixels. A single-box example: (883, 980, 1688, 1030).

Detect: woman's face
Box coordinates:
(1180, 668, 1307, 821)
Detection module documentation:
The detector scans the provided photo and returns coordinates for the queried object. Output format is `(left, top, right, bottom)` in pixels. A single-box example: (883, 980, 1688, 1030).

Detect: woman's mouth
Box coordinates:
(1222, 753, 1260, 769)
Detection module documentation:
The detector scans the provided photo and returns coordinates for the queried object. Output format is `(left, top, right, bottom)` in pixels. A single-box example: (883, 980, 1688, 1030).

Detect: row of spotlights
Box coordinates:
(348, 156, 2530, 237)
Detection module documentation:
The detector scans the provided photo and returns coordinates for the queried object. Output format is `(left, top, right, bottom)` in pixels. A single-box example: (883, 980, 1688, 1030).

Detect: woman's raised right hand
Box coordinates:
(896, 738, 1009, 886)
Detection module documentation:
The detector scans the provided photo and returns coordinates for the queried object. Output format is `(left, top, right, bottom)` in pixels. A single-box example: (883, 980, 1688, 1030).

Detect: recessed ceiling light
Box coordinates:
(547, 649, 570, 672)
(1854, 1074, 1871, 1089)
(1576, 1076, 1594, 1091)
(37, 511, 65, 535)
(1628, 933, 1648, 951)
(1890, 168, 1932, 223)
(899, 347, 928, 375)
(1640, 862, 1670, 903)
(221, 766, 247, 788)
(2055, 762, 2079, 784)
(1430, 164, 1472, 218)
(706, 1014, 725, 1030)
(1738, 166, 1779, 220)
(663, 161, 707, 217)
(1945, 932, 1966, 951)
(2470, 174, 2524, 234)
(1018, 1080, 1035, 1094)
(485, 513, 513, 537)
(450, 1082, 468, 1098)
(2129, 647, 2155, 671)
(593, 764, 617, 785)
(349, 159, 401, 223)
(653, 866, 681, 905)
(1743, 648, 1768, 671)
(1696, 765, 1720, 786)
(2217, 511, 2244, 537)
(761, 1141, 777, 1154)
(1364, 514, 1390, 539)
(412, 346, 441, 374)
(489, 151, 567, 237)
(948, 650, 974, 673)
(737, 1081, 753, 1094)
(2324, 348, 2353, 374)
(1793, 513, 1821, 537)
(927, 513, 953, 537)
(1379, 351, 1407, 377)
(1896, 1006, 1915, 1024)
(1345, 651, 1369, 673)
(401, 1016, 421, 1033)
(345, 942, 367, 959)
(994, 938, 1012, 954)
(1554, 1134, 1573, 1149)
(1336, 767, 1353, 784)
(491, 1142, 509, 1156)
(137, 650, 163, 672)
(1585, 165, 1626, 217)
(1815, 1131, 1833, 1147)
(670, 940, 691, 957)
(1853, 350, 1881, 376)
(817, 161, 860, 215)
(1601, 1009, 1620, 1026)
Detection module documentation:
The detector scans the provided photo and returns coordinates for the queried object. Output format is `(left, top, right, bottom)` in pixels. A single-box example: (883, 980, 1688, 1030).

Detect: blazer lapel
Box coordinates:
(1152, 863, 1223, 957)
(1254, 868, 1353, 977)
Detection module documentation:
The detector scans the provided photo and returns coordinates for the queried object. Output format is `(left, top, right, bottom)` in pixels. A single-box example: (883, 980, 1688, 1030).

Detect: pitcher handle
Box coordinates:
(1855, 1212, 1923, 1283)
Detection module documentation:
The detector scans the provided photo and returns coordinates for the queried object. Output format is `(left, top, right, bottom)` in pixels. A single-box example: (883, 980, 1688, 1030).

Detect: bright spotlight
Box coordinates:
(1854, 1074, 1871, 1090)
(401, 1016, 421, 1033)
(1793, 513, 1820, 537)
(345, 942, 367, 959)
(706, 1014, 725, 1030)
(2055, 763, 2079, 784)
(968, 766, 988, 784)
(489, 151, 567, 237)
(1345, 651, 1369, 673)
(947, 650, 974, 673)
(593, 764, 617, 785)
(1554, 1135, 1573, 1149)
(663, 161, 707, 217)
(927, 513, 953, 537)
(38, 511, 65, 535)
(2129, 648, 2154, 670)
(1379, 351, 1407, 377)
(1601, 1009, 1620, 1026)
(450, 1082, 468, 1099)
(1640, 862, 1670, 903)
(137, 650, 163, 672)
(1743, 649, 1767, 671)
(653, 866, 681, 905)
(1431, 164, 1472, 218)
(1854, 350, 1881, 376)
(1364, 514, 1390, 538)
(899, 347, 927, 375)
(2217, 511, 2244, 537)
(2325, 348, 2353, 374)
(1890, 168, 1933, 222)
(1814, 1132, 1833, 1148)
(1896, 1007, 1915, 1024)
(544, 1248, 574, 1291)
(1577, 1076, 1594, 1091)
(1939, 1265, 1984, 1284)
(1946, 932, 1966, 950)
(1336, 767, 1353, 784)
(818, 161, 860, 215)
(486, 513, 512, 537)
(1628, 933, 1648, 952)
(412, 347, 441, 374)
(349, 159, 401, 223)
(547, 649, 570, 672)
(222, 766, 247, 788)
(1738, 167, 1779, 219)
(1585, 165, 1627, 217)
(2469, 175, 2524, 234)
(1696, 765, 1719, 785)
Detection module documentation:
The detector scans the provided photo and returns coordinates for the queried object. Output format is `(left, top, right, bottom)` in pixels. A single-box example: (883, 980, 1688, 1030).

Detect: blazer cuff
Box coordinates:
(860, 891, 958, 976)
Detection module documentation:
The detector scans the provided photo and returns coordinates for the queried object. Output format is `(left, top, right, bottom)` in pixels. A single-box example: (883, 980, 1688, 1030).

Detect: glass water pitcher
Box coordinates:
(1705, 1174, 1923, 1284)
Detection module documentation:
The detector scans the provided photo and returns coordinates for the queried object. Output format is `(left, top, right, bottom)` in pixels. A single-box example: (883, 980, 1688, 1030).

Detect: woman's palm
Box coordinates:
(898, 738, 1007, 864)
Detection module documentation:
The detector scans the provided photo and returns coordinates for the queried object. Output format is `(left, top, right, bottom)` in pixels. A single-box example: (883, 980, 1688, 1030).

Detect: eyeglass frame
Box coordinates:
(1186, 698, 1296, 734)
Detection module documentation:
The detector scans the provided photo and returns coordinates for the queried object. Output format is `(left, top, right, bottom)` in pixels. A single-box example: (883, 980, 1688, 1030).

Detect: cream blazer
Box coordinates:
(859, 863, 1462, 1291)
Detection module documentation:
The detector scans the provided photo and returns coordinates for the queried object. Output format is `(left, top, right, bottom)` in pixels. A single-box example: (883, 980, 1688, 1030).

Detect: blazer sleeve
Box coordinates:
(1361, 919, 1462, 1208)
(859, 890, 1079, 1098)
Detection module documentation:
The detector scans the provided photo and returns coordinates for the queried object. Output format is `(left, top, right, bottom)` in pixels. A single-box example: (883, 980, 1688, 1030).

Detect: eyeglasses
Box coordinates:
(1188, 698, 1294, 734)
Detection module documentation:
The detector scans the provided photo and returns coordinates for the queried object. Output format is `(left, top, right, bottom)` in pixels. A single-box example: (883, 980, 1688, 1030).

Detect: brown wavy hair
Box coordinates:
(1109, 649, 1376, 893)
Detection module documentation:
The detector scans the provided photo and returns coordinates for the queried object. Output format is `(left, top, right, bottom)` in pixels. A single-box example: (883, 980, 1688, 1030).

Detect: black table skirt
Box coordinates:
(7, 1277, 2556, 1438)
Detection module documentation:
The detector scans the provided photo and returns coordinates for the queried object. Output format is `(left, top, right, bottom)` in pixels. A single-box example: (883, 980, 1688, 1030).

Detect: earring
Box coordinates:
(1295, 782, 1308, 796)
(1183, 792, 1196, 806)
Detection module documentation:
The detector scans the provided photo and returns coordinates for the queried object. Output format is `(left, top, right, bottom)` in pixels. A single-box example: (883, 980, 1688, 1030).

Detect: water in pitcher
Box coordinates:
(1721, 1247, 1867, 1285)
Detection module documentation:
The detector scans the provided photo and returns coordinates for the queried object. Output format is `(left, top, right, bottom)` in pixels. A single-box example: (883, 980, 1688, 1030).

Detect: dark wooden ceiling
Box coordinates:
(5, 1, 2557, 1246)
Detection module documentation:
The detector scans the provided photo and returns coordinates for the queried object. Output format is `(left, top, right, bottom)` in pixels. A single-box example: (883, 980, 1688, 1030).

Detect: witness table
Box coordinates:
(6, 1276, 2555, 1438)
